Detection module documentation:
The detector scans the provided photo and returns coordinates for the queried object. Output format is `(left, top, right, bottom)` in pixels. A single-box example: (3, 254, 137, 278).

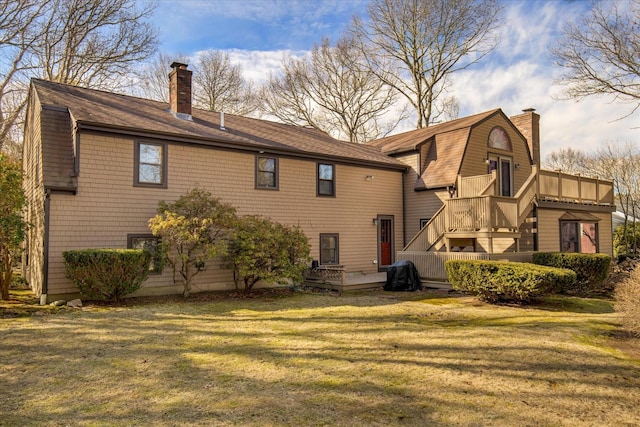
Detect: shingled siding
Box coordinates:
(44, 132, 404, 299)
(22, 93, 46, 297)
(536, 209, 612, 256)
(396, 152, 450, 245)
(459, 114, 533, 193)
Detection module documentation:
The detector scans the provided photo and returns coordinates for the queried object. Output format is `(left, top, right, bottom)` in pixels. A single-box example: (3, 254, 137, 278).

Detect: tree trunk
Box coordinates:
(0, 251, 12, 300)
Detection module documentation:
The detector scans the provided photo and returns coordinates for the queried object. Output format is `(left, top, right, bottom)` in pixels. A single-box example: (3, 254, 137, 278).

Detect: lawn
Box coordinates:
(1, 288, 639, 426)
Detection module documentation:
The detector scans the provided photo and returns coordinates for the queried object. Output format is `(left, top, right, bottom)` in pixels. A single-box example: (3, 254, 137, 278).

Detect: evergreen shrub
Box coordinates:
(532, 252, 611, 295)
(63, 249, 151, 301)
(445, 260, 576, 304)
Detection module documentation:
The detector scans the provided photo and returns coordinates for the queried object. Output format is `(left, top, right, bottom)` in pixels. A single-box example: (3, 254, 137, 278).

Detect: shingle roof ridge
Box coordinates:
(368, 108, 502, 154)
(32, 78, 168, 106)
(33, 78, 343, 140)
(31, 78, 404, 169)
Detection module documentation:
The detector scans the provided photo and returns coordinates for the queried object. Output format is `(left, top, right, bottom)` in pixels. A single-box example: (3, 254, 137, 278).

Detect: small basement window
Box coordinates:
(127, 234, 163, 273)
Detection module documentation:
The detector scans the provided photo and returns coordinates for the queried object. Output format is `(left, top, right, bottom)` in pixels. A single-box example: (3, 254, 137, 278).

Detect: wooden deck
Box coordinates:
(304, 271, 386, 292)
(404, 167, 615, 255)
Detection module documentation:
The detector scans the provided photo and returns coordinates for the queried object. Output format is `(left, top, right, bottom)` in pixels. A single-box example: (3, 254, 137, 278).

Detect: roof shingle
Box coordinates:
(32, 79, 405, 170)
(368, 109, 503, 189)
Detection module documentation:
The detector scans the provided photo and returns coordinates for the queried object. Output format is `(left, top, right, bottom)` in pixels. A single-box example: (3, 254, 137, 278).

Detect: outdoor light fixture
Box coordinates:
(366, 175, 375, 181)
(372, 218, 378, 225)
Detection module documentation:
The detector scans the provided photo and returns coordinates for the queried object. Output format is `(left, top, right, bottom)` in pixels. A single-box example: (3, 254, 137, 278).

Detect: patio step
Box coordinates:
(421, 280, 453, 290)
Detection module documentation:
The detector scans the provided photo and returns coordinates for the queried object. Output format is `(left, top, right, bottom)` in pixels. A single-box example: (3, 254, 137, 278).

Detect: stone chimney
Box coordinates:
(169, 62, 192, 120)
(510, 108, 540, 166)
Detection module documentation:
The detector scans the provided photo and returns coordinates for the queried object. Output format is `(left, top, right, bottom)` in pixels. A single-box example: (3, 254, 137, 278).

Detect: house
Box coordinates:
(22, 63, 406, 302)
(612, 211, 637, 231)
(368, 108, 615, 281)
(22, 63, 616, 301)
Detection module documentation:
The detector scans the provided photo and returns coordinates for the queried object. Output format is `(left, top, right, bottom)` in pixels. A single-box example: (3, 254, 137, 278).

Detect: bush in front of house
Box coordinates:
(222, 215, 311, 292)
(445, 260, 576, 304)
(615, 265, 640, 337)
(63, 249, 151, 301)
(532, 252, 611, 295)
(148, 188, 237, 298)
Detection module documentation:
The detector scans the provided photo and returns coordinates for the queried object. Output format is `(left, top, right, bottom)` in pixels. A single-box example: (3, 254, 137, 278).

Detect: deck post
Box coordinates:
(557, 170, 563, 201)
(577, 174, 582, 203)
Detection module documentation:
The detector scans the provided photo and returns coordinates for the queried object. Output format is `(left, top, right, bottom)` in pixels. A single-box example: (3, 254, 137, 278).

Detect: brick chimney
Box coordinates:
(510, 108, 540, 166)
(169, 62, 192, 120)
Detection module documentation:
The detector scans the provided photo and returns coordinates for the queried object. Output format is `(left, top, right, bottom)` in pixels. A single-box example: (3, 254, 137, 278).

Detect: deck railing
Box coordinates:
(445, 195, 520, 231)
(304, 265, 346, 284)
(537, 169, 614, 205)
(403, 168, 614, 253)
(514, 166, 539, 225)
(457, 171, 496, 197)
(403, 205, 446, 252)
(398, 251, 535, 281)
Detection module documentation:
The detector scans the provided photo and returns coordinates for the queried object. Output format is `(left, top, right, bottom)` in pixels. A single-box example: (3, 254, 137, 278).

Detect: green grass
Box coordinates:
(1, 288, 639, 426)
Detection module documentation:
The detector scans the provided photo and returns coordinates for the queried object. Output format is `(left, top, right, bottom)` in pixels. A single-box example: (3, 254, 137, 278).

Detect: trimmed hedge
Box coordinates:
(532, 252, 611, 295)
(445, 260, 576, 304)
(63, 249, 151, 301)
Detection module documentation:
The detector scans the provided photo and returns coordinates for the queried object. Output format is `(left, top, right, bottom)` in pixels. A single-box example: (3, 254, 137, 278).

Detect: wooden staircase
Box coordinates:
(398, 166, 615, 281)
(403, 166, 539, 254)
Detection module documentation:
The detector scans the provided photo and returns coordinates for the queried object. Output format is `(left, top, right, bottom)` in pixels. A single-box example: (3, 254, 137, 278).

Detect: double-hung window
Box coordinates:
(320, 233, 339, 265)
(317, 163, 335, 196)
(134, 141, 167, 187)
(256, 155, 278, 189)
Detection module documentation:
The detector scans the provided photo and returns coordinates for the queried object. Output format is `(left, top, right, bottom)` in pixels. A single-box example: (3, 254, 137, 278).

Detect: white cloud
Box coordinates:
(450, 0, 639, 160)
(158, 0, 639, 156)
(224, 49, 306, 83)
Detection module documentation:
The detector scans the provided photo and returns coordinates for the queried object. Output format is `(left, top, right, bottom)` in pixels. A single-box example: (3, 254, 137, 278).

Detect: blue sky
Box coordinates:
(149, 0, 639, 159)
(154, 0, 368, 51)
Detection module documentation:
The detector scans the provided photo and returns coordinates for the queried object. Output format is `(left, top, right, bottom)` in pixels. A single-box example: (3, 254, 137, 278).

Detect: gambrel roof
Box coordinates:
(368, 109, 528, 189)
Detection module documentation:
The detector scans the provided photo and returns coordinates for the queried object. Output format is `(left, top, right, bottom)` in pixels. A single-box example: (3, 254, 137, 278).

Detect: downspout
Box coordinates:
(533, 204, 539, 252)
(402, 169, 407, 248)
(41, 189, 51, 305)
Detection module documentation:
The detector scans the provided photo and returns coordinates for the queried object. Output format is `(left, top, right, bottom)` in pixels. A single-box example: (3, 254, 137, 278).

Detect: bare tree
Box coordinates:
(543, 147, 589, 175)
(0, 0, 158, 153)
(351, 0, 502, 128)
(545, 143, 640, 253)
(551, 0, 640, 117)
(0, 0, 47, 151)
(134, 51, 190, 102)
(192, 50, 257, 116)
(35, 0, 158, 89)
(586, 143, 640, 252)
(260, 37, 405, 143)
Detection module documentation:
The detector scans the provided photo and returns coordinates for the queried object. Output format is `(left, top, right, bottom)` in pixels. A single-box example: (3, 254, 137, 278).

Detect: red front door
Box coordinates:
(379, 217, 393, 267)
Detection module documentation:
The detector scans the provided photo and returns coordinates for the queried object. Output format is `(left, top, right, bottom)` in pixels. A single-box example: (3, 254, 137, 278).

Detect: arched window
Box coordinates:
(488, 126, 512, 151)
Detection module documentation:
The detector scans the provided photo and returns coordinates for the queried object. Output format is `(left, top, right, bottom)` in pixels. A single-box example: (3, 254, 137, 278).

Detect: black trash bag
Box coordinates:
(384, 260, 422, 291)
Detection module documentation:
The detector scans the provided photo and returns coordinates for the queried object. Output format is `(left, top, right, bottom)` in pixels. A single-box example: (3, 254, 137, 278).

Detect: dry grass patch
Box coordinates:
(1, 289, 639, 426)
